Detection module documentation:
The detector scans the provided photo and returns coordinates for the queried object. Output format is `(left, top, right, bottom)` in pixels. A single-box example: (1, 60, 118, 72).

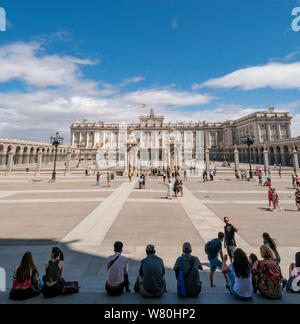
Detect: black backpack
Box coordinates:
(205, 239, 219, 257)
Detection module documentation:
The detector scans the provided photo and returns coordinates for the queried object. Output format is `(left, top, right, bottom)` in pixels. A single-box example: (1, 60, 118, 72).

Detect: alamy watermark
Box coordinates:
(0, 7, 6, 32)
(292, 7, 300, 32)
(0, 267, 6, 292)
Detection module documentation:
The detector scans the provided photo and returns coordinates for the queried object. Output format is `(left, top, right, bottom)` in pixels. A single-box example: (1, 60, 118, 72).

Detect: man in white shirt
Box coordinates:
(105, 241, 129, 296)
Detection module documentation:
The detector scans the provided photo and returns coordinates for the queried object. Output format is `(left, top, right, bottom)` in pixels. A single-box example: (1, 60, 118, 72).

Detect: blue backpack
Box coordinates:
(177, 257, 186, 297)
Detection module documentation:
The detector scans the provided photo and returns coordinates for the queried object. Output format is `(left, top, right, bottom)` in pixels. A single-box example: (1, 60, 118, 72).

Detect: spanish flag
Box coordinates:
(141, 104, 146, 108)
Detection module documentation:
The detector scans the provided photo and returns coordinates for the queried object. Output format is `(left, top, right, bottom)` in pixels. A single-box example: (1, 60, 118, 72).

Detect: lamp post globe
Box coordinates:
(50, 132, 64, 181)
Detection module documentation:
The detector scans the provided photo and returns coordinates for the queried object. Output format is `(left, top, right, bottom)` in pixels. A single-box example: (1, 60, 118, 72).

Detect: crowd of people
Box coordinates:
(102, 217, 299, 300)
(9, 225, 300, 302)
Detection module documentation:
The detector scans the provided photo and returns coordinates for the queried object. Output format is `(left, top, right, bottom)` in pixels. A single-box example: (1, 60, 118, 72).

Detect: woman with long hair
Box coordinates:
(222, 248, 253, 299)
(9, 251, 41, 301)
(41, 247, 64, 298)
(263, 233, 280, 264)
(253, 245, 283, 299)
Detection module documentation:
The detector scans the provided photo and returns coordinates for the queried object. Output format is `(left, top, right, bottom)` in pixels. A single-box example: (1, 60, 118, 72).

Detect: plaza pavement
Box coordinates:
(0, 172, 299, 304)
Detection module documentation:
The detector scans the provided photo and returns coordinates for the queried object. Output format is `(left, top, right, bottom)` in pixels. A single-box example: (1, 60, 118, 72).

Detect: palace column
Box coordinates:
(35, 152, 43, 176)
(86, 132, 90, 148)
(276, 123, 281, 141)
(292, 145, 299, 174)
(263, 146, 269, 175)
(65, 150, 71, 176)
(5, 152, 14, 176)
(234, 145, 239, 171)
(205, 146, 210, 172)
(266, 124, 271, 142)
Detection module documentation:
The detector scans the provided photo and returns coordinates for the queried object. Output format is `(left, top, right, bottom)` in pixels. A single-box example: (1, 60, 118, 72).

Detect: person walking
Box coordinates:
(96, 171, 101, 186)
(296, 175, 300, 188)
(292, 174, 296, 189)
(205, 232, 230, 290)
(258, 172, 263, 186)
(179, 180, 184, 197)
(184, 170, 188, 181)
(167, 180, 173, 200)
(142, 174, 146, 189)
(268, 187, 273, 210)
(224, 217, 238, 263)
(272, 188, 282, 212)
(105, 241, 130, 296)
(107, 172, 111, 187)
(268, 168, 272, 177)
(295, 188, 300, 211)
(173, 242, 203, 297)
(173, 179, 180, 198)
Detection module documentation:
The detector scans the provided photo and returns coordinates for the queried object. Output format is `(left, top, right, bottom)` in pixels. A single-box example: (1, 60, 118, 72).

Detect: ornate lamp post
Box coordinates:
(243, 135, 255, 179)
(50, 132, 64, 181)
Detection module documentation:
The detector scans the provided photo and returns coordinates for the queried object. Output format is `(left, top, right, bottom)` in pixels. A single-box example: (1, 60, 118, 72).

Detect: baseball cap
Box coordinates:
(146, 244, 155, 252)
(183, 242, 192, 253)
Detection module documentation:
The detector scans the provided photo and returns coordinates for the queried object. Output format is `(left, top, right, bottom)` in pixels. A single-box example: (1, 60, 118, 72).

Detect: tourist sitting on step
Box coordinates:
(105, 241, 130, 296)
(41, 247, 65, 298)
(134, 244, 166, 298)
(286, 252, 300, 293)
(9, 251, 41, 301)
(252, 245, 283, 300)
(222, 249, 253, 300)
(173, 242, 203, 298)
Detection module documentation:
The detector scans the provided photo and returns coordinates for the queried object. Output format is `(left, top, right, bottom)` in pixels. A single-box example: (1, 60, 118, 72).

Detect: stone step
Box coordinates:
(0, 290, 298, 304)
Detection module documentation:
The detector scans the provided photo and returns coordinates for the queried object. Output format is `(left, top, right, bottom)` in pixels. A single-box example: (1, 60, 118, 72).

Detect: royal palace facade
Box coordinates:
(1, 106, 300, 173)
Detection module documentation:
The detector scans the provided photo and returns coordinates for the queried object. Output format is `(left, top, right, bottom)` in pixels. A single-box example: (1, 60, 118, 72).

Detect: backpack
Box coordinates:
(205, 239, 219, 258)
(61, 281, 79, 295)
(287, 264, 300, 293)
(177, 257, 186, 297)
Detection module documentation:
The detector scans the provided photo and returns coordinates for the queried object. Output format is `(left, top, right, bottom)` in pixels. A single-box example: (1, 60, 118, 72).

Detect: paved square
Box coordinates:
(0, 172, 299, 304)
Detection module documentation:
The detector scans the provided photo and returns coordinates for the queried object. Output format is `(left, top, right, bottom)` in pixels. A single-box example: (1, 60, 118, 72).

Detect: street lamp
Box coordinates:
(50, 132, 64, 181)
(243, 135, 255, 179)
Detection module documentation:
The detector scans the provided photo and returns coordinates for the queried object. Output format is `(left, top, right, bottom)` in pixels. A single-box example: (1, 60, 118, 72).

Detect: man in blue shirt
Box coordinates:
(206, 232, 230, 290)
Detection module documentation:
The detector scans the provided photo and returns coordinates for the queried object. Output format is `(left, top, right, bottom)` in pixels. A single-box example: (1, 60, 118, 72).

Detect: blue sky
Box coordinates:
(0, 0, 300, 142)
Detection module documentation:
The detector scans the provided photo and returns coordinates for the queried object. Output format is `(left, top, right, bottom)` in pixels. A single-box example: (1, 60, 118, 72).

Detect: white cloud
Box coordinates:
(198, 62, 300, 90)
(0, 41, 215, 142)
(0, 42, 98, 88)
(120, 76, 145, 87)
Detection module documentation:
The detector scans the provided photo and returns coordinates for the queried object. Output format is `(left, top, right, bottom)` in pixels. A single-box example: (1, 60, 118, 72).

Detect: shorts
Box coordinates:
(226, 246, 236, 259)
(208, 258, 222, 272)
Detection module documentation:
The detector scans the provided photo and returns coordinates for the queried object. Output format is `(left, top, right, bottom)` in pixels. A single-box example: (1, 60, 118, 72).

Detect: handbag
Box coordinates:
(61, 281, 79, 295)
(177, 257, 187, 297)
